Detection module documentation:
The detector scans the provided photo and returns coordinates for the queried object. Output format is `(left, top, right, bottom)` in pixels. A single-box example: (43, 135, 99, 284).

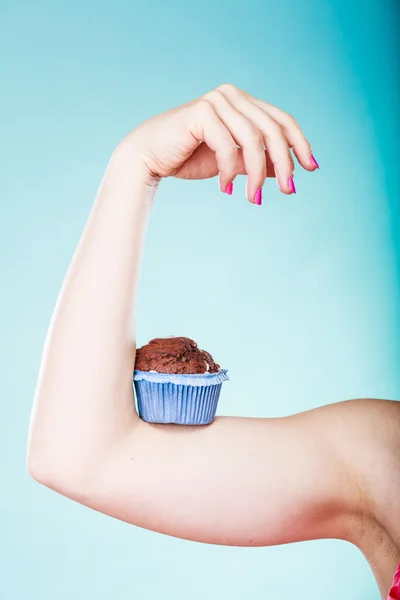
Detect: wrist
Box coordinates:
(111, 134, 160, 189)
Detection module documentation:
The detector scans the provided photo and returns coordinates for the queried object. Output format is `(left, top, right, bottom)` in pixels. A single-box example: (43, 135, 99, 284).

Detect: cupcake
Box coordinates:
(133, 337, 228, 425)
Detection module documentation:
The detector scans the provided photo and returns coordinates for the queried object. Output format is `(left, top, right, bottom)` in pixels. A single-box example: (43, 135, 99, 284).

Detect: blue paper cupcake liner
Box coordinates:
(133, 369, 229, 425)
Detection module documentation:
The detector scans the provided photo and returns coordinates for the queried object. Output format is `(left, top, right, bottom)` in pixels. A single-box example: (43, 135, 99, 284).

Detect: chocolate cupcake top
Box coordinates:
(135, 337, 221, 375)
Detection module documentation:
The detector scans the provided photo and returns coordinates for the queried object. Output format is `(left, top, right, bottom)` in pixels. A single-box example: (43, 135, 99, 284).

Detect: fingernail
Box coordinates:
(288, 176, 296, 194)
(254, 188, 262, 205)
(310, 154, 320, 169)
(225, 182, 234, 195)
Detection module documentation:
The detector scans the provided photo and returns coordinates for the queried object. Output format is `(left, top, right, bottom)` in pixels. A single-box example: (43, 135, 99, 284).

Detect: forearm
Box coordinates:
(27, 143, 154, 481)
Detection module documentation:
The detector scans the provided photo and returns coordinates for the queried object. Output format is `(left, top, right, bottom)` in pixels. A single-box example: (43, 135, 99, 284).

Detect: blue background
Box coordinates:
(1, 0, 399, 598)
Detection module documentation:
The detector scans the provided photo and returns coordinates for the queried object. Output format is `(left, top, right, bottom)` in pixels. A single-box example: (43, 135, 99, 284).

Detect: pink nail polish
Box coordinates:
(255, 188, 262, 205)
(310, 154, 319, 169)
(288, 177, 296, 194)
(225, 182, 233, 195)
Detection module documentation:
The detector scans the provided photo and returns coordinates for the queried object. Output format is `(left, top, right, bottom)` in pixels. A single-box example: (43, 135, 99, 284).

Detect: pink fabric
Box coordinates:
(388, 563, 400, 599)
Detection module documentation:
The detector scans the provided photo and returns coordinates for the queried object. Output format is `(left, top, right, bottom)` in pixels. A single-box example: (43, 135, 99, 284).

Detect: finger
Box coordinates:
(174, 146, 275, 182)
(217, 85, 295, 195)
(189, 100, 239, 193)
(246, 95, 316, 172)
(235, 148, 275, 178)
(203, 90, 267, 204)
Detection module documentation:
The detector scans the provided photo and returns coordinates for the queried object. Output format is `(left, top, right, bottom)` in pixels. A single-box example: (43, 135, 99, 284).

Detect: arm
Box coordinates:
(27, 147, 151, 486)
(28, 85, 350, 547)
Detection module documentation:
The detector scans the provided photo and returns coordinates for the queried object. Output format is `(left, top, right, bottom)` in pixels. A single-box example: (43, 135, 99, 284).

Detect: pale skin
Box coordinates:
(27, 84, 400, 598)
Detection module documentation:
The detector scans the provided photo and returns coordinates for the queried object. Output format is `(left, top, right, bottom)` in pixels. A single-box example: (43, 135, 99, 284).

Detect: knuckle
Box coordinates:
(286, 114, 302, 133)
(195, 98, 215, 118)
(268, 121, 284, 138)
(219, 143, 238, 163)
(271, 147, 293, 168)
(225, 166, 238, 179)
(268, 132, 289, 156)
(202, 90, 223, 106)
(281, 152, 295, 173)
(249, 128, 264, 147)
(286, 113, 297, 125)
(216, 82, 237, 96)
(303, 136, 312, 151)
(224, 143, 238, 157)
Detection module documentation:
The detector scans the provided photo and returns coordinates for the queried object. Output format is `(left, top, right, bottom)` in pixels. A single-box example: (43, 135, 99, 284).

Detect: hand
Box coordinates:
(123, 83, 319, 204)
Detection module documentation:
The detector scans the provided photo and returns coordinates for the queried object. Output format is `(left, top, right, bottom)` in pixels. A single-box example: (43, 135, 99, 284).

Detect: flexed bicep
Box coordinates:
(83, 408, 355, 547)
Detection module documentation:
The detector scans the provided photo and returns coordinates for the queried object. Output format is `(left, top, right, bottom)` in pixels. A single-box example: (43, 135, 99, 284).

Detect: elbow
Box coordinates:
(26, 425, 61, 489)
(26, 446, 89, 498)
(27, 447, 58, 489)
